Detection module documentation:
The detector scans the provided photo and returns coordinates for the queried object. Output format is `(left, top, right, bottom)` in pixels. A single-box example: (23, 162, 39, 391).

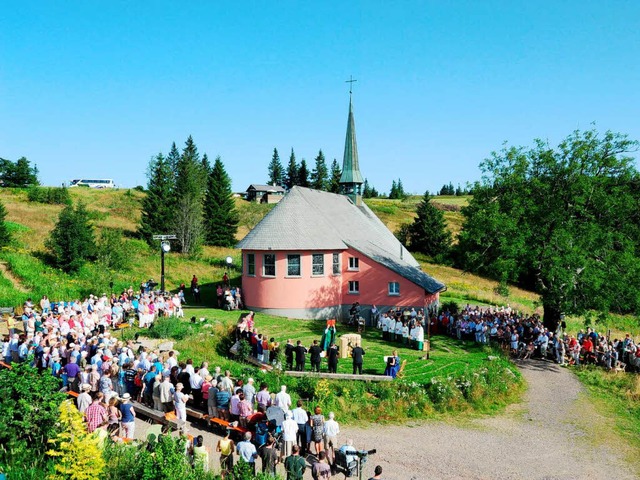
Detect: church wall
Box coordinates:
(240, 250, 342, 310)
(340, 247, 426, 308)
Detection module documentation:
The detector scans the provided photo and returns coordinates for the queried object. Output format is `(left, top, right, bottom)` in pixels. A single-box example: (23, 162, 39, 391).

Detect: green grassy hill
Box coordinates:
(0, 188, 538, 313)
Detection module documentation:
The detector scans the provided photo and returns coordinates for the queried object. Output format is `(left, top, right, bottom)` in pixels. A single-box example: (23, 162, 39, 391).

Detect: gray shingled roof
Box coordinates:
(236, 187, 445, 294)
(247, 184, 286, 192)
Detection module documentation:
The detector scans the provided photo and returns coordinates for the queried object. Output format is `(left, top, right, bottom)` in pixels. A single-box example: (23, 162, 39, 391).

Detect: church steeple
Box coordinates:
(339, 84, 364, 205)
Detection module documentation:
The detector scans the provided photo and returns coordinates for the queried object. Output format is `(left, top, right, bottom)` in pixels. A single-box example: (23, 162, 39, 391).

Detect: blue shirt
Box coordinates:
(120, 403, 135, 423)
(236, 440, 257, 463)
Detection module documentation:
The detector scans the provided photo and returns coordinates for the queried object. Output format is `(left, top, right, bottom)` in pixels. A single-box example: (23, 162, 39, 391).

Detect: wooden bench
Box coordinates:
(116, 323, 131, 330)
(208, 416, 249, 438)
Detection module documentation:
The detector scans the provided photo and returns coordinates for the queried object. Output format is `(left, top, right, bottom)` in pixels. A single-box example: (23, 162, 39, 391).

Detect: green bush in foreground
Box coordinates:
(27, 186, 71, 205)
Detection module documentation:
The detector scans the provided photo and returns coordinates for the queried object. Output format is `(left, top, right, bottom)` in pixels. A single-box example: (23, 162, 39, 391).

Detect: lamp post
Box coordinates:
(152, 235, 177, 293)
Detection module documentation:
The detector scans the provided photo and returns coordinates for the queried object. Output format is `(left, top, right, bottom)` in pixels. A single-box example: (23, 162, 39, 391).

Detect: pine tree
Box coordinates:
(166, 142, 181, 183)
(396, 178, 407, 199)
(298, 159, 310, 187)
(173, 136, 205, 254)
(285, 148, 299, 189)
(311, 149, 329, 190)
(329, 159, 341, 193)
(362, 178, 371, 198)
(408, 190, 452, 261)
(268, 148, 284, 186)
(0, 199, 10, 247)
(46, 400, 106, 480)
(45, 202, 96, 272)
(389, 180, 398, 199)
(370, 186, 379, 198)
(138, 153, 175, 244)
(204, 156, 239, 247)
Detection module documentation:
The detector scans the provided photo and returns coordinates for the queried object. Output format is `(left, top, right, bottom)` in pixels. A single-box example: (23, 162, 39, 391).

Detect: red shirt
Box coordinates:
(582, 339, 593, 352)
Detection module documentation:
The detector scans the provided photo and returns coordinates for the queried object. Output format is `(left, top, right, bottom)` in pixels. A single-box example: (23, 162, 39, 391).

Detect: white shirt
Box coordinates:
(324, 419, 340, 437)
(292, 407, 308, 424)
(282, 418, 298, 442)
(275, 391, 292, 411)
(190, 373, 204, 390)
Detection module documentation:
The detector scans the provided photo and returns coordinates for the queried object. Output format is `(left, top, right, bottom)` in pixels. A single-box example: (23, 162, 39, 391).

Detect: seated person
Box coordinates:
(338, 439, 359, 477)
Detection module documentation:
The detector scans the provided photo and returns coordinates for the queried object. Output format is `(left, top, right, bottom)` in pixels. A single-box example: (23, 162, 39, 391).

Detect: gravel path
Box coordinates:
(134, 360, 638, 479)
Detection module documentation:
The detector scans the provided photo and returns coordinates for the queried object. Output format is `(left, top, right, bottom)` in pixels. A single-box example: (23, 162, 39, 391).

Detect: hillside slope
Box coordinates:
(0, 188, 538, 312)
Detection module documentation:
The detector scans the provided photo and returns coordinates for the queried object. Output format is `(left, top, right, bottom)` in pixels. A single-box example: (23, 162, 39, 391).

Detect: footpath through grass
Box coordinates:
(144, 307, 523, 425)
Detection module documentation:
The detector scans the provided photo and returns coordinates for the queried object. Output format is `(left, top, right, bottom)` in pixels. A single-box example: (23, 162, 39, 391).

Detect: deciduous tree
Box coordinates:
(456, 129, 640, 328)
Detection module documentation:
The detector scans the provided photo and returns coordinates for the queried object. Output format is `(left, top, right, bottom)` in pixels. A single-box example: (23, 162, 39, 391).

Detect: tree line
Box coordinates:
(139, 136, 239, 254)
(0, 156, 39, 187)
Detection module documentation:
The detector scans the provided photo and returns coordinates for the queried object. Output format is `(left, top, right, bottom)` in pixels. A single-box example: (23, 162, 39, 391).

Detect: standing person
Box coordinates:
(256, 382, 271, 410)
(312, 451, 332, 480)
(159, 374, 174, 413)
(243, 377, 257, 407)
(216, 386, 231, 421)
(294, 341, 307, 372)
(281, 412, 298, 461)
(119, 393, 136, 439)
(368, 465, 384, 480)
(190, 367, 204, 409)
(309, 340, 323, 373)
(275, 385, 292, 412)
(106, 396, 122, 436)
(310, 406, 325, 456)
(285, 339, 295, 370)
(327, 343, 339, 374)
(192, 435, 210, 472)
(77, 383, 92, 413)
(323, 412, 340, 468)
(261, 435, 279, 475)
(284, 445, 306, 480)
(236, 432, 258, 474)
(84, 392, 108, 433)
(292, 399, 309, 456)
(207, 380, 219, 418)
(351, 343, 365, 375)
(216, 429, 235, 475)
(173, 383, 189, 425)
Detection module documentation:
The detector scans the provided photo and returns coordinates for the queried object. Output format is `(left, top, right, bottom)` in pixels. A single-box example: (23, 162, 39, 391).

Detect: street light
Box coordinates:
(152, 235, 177, 293)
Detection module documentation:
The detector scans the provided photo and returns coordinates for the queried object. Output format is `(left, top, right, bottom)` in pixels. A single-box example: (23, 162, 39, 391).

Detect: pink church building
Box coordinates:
(236, 95, 445, 320)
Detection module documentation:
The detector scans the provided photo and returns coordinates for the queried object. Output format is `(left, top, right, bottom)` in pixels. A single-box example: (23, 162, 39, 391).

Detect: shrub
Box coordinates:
(26, 187, 71, 205)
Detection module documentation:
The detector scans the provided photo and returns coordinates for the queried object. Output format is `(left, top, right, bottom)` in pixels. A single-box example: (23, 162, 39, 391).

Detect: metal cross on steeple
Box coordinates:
(345, 75, 357, 96)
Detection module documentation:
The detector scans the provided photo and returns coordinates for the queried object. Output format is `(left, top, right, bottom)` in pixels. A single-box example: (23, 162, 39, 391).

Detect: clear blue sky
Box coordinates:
(1, 1, 639, 194)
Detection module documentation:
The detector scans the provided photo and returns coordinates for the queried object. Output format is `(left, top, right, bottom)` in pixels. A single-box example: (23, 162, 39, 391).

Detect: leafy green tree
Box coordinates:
(204, 156, 239, 247)
(408, 190, 452, 261)
(311, 149, 329, 190)
(0, 361, 66, 472)
(173, 136, 205, 254)
(268, 148, 284, 186)
(96, 228, 131, 271)
(329, 158, 342, 193)
(285, 148, 299, 189)
(456, 129, 640, 328)
(0, 199, 10, 247)
(139, 153, 175, 244)
(45, 202, 96, 272)
(0, 156, 39, 187)
(298, 159, 310, 187)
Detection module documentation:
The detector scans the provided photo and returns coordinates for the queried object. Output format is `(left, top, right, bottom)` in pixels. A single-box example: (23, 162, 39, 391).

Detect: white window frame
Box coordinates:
(388, 282, 400, 296)
(348, 257, 359, 271)
(348, 280, 360, 294)
(332, 253, 341, 275)
(287, 254, 302, 277)
(312, 253, 325, 276)
(246, 253, 255, 276)
(263, 253, 276, 277)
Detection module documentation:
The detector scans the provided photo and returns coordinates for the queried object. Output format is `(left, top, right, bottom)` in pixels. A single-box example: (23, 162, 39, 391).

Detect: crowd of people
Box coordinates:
(428, 304, 640, 372)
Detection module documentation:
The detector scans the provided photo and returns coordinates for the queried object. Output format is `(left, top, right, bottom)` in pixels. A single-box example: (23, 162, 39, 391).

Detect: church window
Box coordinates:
(332, 253, 341, 275)
(388, 282, 400, 296)
(287, 254, 301, 276)
(348, 280, 359, 294)
(348, 257, 359, 271)
(246, 253, 255, 276)
(263, 254, 276, 277)
(312, 254, 324, 276)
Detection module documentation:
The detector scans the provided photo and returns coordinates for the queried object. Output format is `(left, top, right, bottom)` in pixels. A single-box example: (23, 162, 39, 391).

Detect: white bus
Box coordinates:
(69, 179, 115, 189)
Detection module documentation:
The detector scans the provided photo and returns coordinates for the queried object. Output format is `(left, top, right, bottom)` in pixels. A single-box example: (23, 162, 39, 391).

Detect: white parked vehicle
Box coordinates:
(69, 179, 115, 189)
